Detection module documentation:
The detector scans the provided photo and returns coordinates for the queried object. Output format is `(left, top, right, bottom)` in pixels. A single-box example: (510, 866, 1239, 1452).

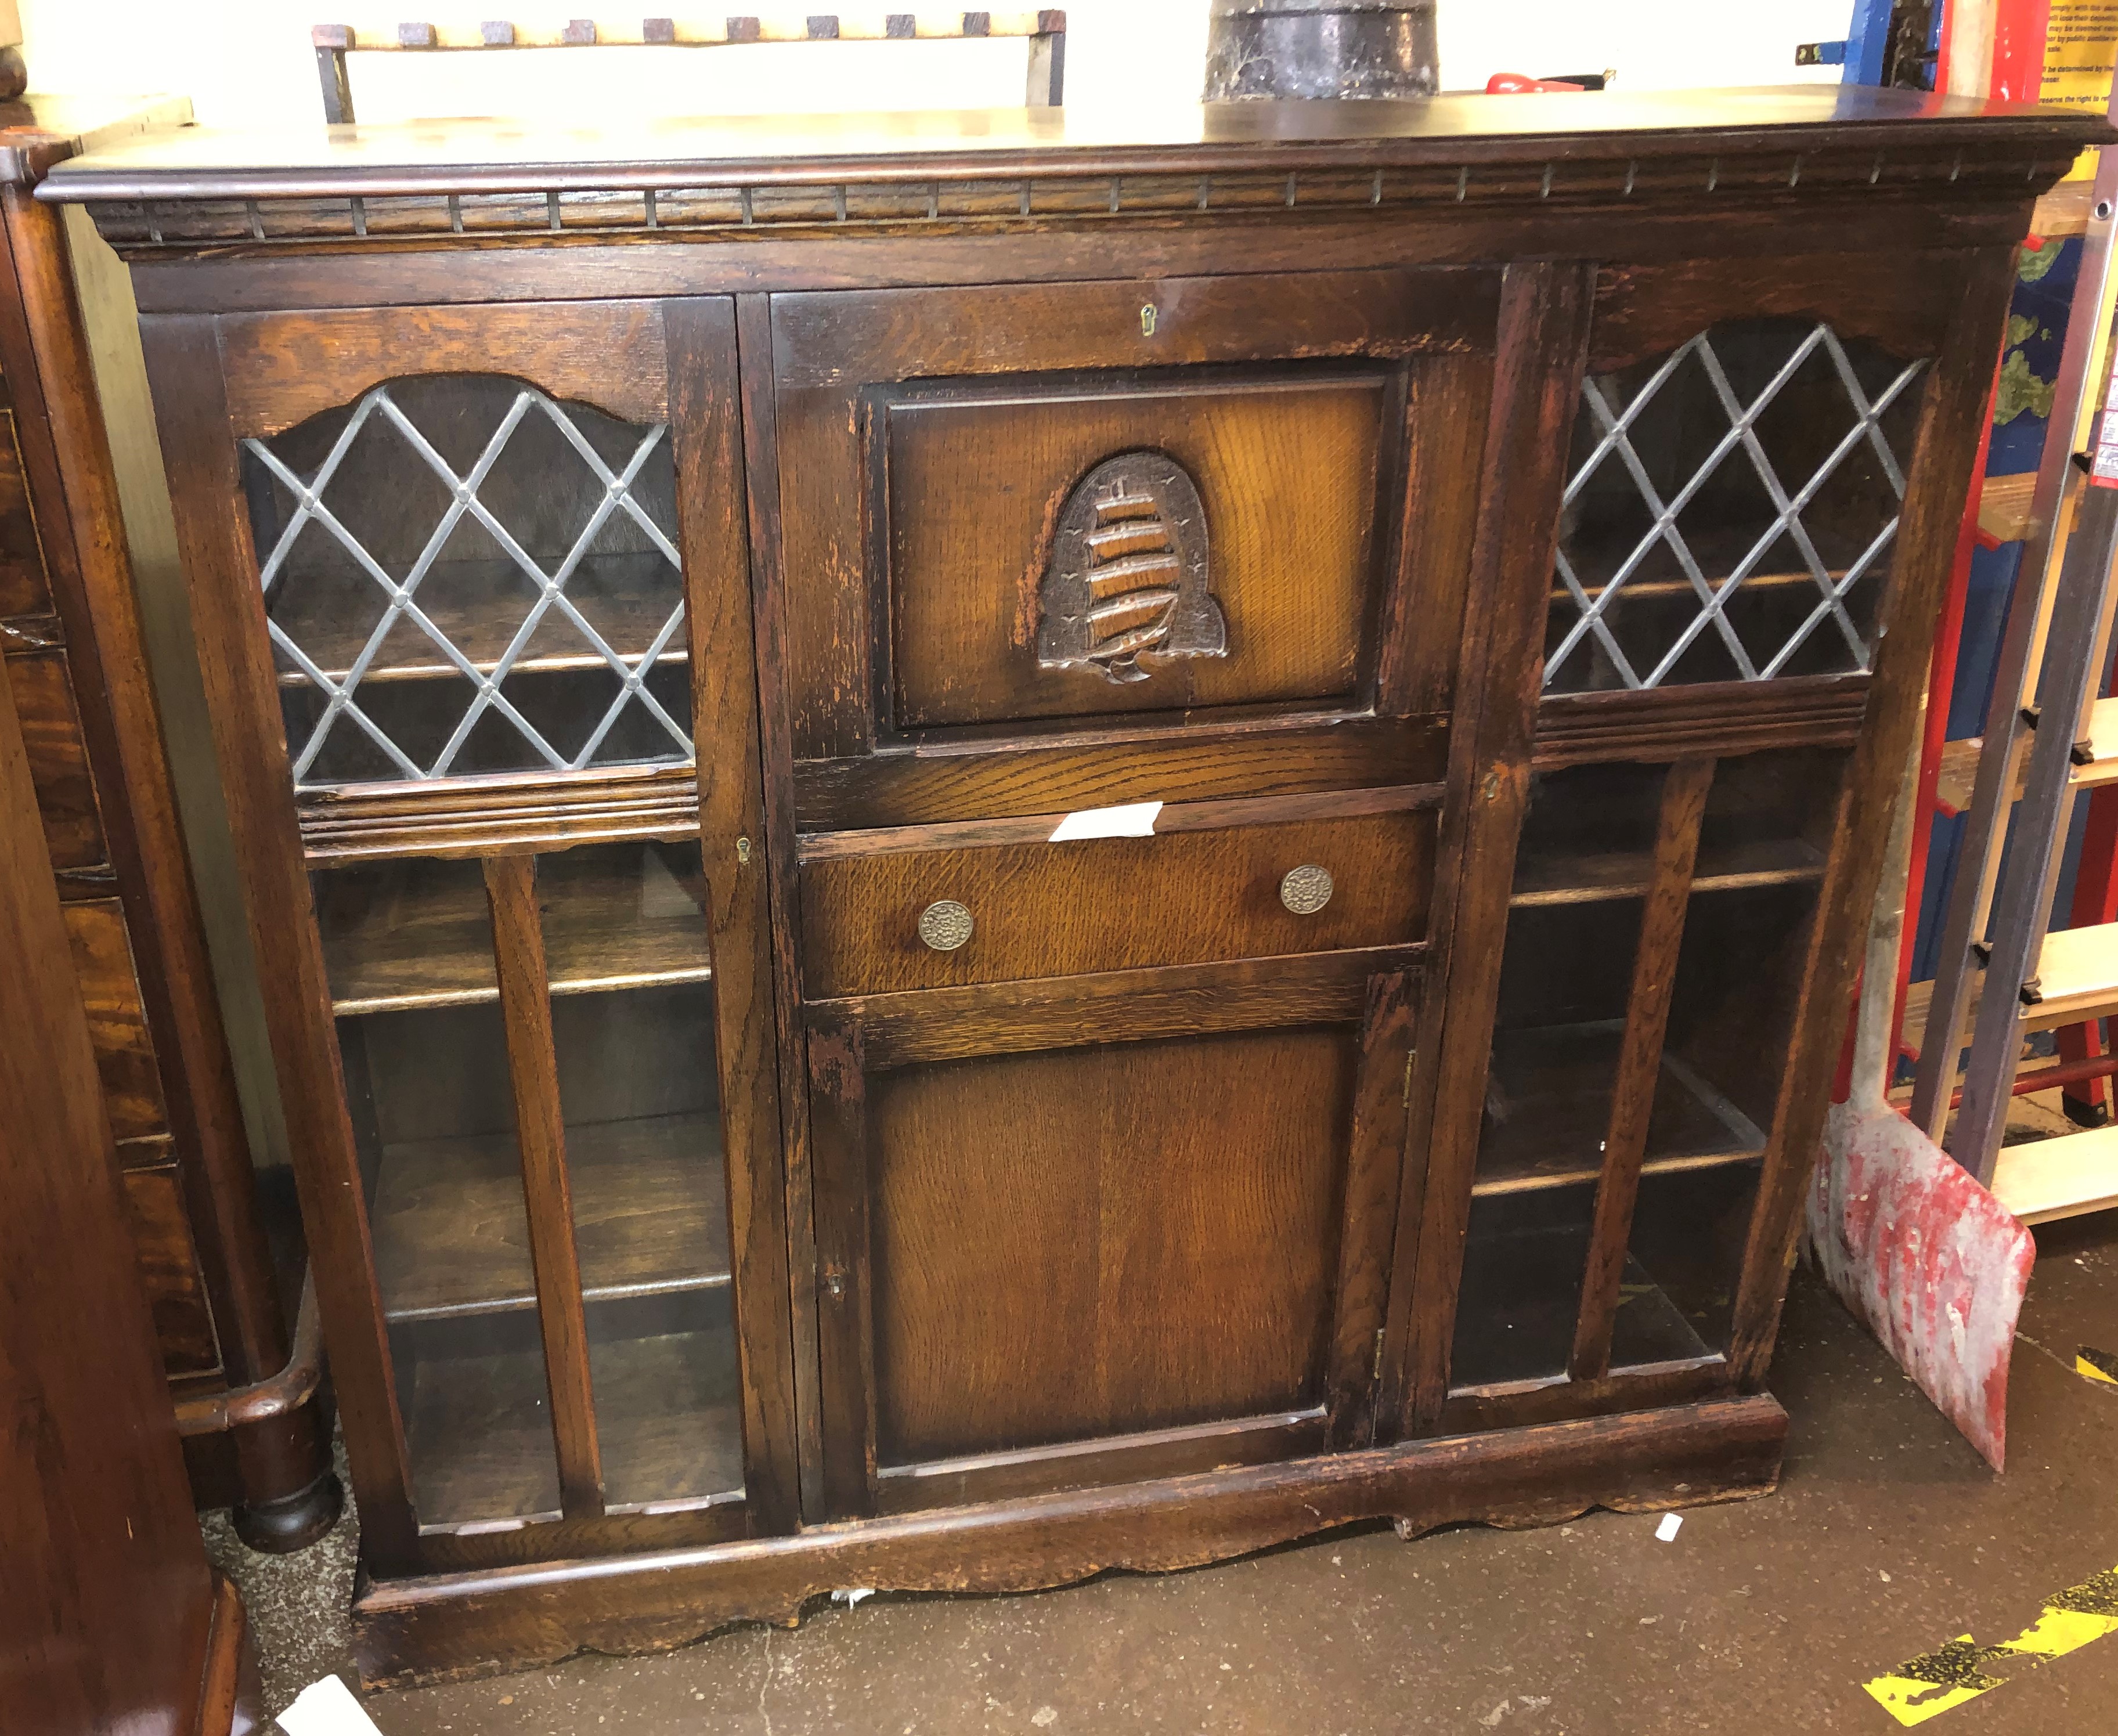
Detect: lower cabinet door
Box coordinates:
(806, 959, 1419, 1517)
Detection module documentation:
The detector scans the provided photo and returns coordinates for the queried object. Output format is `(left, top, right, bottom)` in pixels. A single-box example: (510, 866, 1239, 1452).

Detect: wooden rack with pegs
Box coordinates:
(311, 12, 1068, 121)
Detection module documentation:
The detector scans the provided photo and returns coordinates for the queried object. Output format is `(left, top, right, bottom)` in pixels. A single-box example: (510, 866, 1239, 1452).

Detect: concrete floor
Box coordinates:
(211, 1212, 2118, 1735)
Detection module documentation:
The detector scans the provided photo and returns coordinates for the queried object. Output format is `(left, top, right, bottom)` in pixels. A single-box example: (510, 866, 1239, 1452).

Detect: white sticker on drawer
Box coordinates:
(1049, 800, 1162, 842)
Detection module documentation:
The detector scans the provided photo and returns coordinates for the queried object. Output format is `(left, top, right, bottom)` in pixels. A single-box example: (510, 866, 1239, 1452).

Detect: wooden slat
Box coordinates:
(806, 1017, 877, 1519)
(2072, 695, 2118, 789)
(1978, 470, 2037, 544)
(1510, 835, 1824, 908)
(832, 945, 1418, 1070)
(2030, 176, 2096, 240)
(1324, 969, 1416, 1450)
(482, 853, 603, 1521)
(1990, 1125, 2118, 1223)
(317, 12, 1063, 48)
(2025, 921, 2118, 1028)
(371, 1113, 730, 1322)
(1570, 757, 1714, 1382)
(318, 846, 711, 1014)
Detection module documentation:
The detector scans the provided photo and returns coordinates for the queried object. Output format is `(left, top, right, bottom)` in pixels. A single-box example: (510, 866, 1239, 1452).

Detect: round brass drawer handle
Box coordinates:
(918, 898, 975, 952)
(1280, 864, 1334, 915)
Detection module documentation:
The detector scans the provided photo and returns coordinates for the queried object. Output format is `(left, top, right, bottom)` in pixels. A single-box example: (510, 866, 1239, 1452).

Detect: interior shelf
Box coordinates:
(373, 1111, 729, 1323)
(1452, 1235, 1715, 1393)
(1511, 836, 1825, 908)
(1474, 1020, 1766, 1196)
(319, 846, 712, 1015)
(405, 1312, 745, 1531)
(270, 552, 687, 687)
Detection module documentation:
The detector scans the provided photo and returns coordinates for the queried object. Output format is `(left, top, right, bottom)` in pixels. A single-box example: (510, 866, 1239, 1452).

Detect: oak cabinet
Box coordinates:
(47, 84, 2101, 1684)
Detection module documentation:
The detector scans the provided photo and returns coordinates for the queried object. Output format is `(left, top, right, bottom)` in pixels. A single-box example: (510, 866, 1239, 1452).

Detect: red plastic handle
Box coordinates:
(1485, 73, 1586, 93)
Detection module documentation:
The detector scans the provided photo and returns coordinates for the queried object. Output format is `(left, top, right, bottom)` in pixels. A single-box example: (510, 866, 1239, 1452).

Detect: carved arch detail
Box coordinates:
(1036, 450, 1228, 685)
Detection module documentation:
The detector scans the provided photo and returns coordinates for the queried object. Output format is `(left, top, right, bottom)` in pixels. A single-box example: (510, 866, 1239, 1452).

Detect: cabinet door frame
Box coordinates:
(1390, 247, 2020, 1437)
(770, 268, 1499, 833)
(804, 951, 1420, 1521)
(140, 295, 800, 1571)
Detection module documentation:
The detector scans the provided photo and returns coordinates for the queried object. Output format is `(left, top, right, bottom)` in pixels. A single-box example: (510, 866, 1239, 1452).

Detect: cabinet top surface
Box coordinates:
(0, 92, 192, 186)
(41, 85, 2109, 201)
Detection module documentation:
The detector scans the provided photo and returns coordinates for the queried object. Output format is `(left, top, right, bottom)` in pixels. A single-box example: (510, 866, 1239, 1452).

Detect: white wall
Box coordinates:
(19, 2, 1850, 132)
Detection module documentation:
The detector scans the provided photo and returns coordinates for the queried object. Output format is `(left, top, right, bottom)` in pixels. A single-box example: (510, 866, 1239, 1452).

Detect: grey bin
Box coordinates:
(1203, 1, 1440, 101)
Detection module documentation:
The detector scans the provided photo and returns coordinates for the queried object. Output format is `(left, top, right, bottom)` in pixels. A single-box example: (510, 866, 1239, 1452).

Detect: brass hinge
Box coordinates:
(1403, 1050, 1417, 1107)
(1372, 1327, 1387, 1381)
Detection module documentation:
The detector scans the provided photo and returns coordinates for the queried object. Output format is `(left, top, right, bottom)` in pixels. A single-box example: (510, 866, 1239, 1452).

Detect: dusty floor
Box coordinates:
(209, 1214, 2118, 1735)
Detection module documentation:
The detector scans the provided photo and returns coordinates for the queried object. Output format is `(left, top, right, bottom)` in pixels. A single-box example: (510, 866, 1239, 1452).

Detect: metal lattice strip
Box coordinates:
(1543, 323, 1928, 691)
(244, 382, 692, 786)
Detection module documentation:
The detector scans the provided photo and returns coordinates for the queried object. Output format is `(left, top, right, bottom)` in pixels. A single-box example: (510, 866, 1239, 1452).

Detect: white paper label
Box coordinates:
(1048, 800, 1162, 842)
(277, 1676, 387, 1736)
(1655, 1513, 1684, 1542)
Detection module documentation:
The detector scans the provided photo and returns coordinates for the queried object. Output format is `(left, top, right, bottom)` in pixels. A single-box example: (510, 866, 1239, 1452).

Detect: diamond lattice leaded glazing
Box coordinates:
(241, 375, 693, 789)
(1545, 320, 1929, 694)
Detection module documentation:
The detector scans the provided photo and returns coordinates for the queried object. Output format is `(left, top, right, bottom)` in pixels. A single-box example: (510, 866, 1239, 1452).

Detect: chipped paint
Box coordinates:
(1807, 1100, 2034, 1470)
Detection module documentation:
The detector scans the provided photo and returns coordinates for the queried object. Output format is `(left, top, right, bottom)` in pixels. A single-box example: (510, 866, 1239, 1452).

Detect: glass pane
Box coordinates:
(1611, 1163, 1763, 1369)
(1455, 755, 1838, 1391)
(1450, 1183, 1594, 1389)
(244, 373, 691, 789)
(319, 857, 562, 1531)
(546, 840, 744, 1513)
(1546, 319, 1927, 694)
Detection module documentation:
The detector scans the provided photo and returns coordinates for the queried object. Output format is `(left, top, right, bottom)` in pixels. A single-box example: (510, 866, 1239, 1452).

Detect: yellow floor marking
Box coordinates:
(2076, 1345, 2118, 1386)
(1864, 1568, 2118, 1725)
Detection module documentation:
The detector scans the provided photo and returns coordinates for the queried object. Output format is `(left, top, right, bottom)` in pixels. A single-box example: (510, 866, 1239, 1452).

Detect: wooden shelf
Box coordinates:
(1990, 1126, 2118, 1225)
(1451, 1228, 1712, 1392)
(319, 845, 711, 1015)
(270, 552, 686, 687)
(1511, 836, 1825, 908)
(406, 1312, 745, 1531)
(374, 1111, 729, 1323)
(1474, 1020, 1766, 1196)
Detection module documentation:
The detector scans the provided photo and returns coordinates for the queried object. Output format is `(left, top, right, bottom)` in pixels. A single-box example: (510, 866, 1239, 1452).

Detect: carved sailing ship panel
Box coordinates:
(1037, 452, 1226, 684)
(874, 371, 1398, 733)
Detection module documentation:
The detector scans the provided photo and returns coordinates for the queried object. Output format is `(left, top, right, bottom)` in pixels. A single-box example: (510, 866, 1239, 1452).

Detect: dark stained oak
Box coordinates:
(800, 808, 1433, 995)
(316, 844, 715, 1013)
(371, 1113, 730, 1322)
(219, 299, 670, 435)
(484, 852, 604, 1520)
(75, 90, 2073, 1682)
(1569, 758, 1713, 1381)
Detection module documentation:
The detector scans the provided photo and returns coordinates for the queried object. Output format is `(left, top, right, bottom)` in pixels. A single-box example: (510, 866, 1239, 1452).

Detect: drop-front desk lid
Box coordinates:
(36, 85, 2114, 203)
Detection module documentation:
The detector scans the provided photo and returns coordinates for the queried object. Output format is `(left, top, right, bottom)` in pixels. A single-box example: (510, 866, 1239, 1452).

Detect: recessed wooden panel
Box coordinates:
(9, 651, 105, 871)
(122, 1164, 221, 1376)
(60, 897, 170, 1144)
(882, 371, 1388, 728)
(867, 1027, 1355, 1465)
(802, 809, 1430, 998)
(0, 411, 50, 619)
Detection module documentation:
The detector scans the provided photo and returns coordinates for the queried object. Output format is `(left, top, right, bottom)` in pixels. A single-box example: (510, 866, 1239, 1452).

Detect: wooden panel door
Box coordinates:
(140, 297, 798, 1571)
(770, 269, 1498, 831)
(800, 810, 1424, 1518)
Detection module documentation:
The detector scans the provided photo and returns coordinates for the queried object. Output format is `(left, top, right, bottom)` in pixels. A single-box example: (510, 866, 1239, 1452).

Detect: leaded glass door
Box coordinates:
(154, 299, 797, 1570)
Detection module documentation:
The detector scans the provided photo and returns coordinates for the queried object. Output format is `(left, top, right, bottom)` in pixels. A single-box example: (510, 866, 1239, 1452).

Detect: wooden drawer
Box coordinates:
(0, 409, 50, 619)
(122, 1163, 222, 1377)
(10, 649, 106, 872)
(61, 896, 171, 1147)
(800, 792, 1434, 998)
